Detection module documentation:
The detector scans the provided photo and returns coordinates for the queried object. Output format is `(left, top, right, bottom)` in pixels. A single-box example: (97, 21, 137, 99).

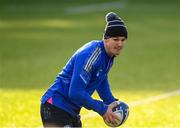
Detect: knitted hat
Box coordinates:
(104, 12, 128, 39)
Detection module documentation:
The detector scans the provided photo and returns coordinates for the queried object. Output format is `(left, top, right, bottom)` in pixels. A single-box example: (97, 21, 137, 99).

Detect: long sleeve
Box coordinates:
(96, 78, 118, 105)
(68, 53, 108, 116)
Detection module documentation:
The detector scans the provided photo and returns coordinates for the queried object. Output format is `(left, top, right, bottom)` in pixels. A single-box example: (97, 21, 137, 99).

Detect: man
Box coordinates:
(40, 12, 128, 127)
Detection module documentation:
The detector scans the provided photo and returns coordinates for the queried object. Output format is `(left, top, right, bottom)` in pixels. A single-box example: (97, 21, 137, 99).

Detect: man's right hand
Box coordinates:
(102, 101, 121, 124)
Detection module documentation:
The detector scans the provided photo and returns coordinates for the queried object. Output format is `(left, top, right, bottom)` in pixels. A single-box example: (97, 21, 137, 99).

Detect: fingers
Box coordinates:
(109, 114, 114, 123)
(107, 113, 120, 125)
(108, 112, 120, 123)
(103, 111, 116, 123)
(112, 118, 120, 126)
(105, 117, 110, 124)
(109, 101, 120, 109)
(112, 113, 121, 121)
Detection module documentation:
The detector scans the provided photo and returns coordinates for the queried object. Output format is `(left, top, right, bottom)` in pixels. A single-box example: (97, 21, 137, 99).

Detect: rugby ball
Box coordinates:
(104, 101, 129, 127)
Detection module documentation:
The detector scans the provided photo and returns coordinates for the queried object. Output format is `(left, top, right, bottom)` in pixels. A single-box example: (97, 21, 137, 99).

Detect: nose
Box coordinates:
(118, 40, 123, 47)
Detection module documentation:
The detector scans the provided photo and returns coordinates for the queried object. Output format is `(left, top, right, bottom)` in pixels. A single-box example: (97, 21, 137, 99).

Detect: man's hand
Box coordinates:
(103, 101, 121, 124)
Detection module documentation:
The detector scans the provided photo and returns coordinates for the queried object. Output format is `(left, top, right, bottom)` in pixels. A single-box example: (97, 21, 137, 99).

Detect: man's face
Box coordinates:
(104, 36, 127, 57)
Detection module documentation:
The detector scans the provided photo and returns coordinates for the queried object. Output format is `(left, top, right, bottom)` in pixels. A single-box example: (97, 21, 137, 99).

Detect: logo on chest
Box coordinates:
(96, 67, 103, 77)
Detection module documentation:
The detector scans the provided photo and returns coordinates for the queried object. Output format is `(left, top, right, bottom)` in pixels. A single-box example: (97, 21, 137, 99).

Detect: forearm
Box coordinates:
(69, 89, 108, 116)
(96, 79, 118, 105)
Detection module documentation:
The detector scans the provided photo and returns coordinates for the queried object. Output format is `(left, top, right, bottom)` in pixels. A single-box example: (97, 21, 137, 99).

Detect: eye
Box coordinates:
(121, 38, 125, 42)
(113, 38, 119, 42)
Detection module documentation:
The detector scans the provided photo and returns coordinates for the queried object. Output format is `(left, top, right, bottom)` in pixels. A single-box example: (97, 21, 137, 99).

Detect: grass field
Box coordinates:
(0, 0, 180, 127)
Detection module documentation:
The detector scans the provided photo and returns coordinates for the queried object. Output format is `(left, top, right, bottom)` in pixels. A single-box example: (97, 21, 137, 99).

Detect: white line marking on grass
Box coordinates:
(65, 1, 127, 15)
(129, 89, 180, 107)
(82, 89, 180, 119)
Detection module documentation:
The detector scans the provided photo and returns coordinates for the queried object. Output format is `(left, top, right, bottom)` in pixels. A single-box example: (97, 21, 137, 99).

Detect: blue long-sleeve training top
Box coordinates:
(41, 40, 117, 118)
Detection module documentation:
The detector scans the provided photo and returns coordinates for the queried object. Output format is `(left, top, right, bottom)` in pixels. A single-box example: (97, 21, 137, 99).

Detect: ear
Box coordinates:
(104, 39, 108, 45)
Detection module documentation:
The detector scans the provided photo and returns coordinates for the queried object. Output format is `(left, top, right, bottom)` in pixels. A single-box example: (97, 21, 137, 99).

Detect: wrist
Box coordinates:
(101, 104, 108, 116)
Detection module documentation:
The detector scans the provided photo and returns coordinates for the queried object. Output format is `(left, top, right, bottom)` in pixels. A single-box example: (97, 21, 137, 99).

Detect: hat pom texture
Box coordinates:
(106, 12, 121, 22)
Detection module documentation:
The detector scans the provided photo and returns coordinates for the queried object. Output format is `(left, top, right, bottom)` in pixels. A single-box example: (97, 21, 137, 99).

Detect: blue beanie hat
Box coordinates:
(104, 12, 128, 39)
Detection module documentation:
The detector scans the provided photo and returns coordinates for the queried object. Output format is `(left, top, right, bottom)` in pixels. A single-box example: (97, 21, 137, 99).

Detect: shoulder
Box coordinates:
(75, 40, 103, 72)
(73, 40, 103, 58)
(78, 40, 102, 53)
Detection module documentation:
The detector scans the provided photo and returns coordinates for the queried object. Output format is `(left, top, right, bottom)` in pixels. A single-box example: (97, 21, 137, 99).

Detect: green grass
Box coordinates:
(0, 0, 180, 127)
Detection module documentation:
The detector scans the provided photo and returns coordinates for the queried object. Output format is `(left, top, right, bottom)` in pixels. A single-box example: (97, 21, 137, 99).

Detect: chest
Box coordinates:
(86, 57, 113, 91)
(91, 58, 113, 82)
